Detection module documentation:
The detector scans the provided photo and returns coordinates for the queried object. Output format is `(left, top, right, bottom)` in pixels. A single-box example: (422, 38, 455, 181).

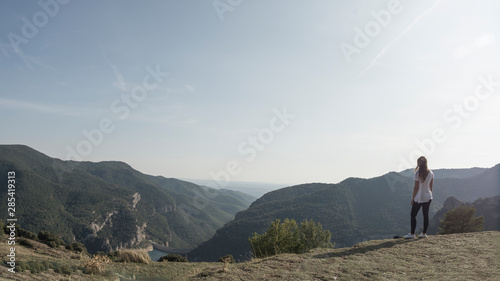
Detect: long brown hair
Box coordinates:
(415, 156, 429, 181)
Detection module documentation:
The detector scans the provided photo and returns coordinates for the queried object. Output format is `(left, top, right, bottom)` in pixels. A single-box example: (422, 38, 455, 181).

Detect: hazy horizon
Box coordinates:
(1, 0, 499, 185)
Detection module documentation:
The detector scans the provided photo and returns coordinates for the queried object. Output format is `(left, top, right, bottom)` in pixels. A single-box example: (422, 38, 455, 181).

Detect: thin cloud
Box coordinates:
(185, 84, 195, 92)
(357, 0, 444, 79)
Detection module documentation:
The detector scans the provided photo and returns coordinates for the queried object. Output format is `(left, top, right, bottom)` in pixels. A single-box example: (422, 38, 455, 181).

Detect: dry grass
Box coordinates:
(1, 231, 499, 280)
(82, 254, 112, 275)
(114, 249, 151, 264)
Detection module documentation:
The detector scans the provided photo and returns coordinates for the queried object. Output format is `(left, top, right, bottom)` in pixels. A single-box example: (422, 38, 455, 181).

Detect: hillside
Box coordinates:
(189, 164, 500, 261)
(192, 231, 500, 281)
(1, 231, 498, 280)
(0, 145, 255, 253)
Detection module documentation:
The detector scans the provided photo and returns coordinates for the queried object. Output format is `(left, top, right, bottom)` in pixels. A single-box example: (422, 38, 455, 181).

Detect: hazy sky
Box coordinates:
(1, 0, 499, 186)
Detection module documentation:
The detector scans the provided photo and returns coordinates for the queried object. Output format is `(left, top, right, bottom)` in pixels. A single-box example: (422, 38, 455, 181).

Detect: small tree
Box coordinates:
(249, 218, 333, 258)
(297, 219, 333, 253)
(248, 218, 299, 258)
(439, 205, 484, 234)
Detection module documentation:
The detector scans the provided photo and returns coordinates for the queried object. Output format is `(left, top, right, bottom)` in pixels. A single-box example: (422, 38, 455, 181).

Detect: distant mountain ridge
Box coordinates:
(0, 145, 255, 253)
(189, 163, 500, 261)
(399, 167, 487, 179)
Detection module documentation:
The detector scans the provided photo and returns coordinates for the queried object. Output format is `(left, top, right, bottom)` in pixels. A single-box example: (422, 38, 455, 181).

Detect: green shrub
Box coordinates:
(158, 254, 188, 262)
(47, 241, 58, 248)
(297, 219, 334, 253)
(16, 225, 38, 240)
(18, 261, 46, 274)
(38, 231, 65, 248)
(249, 218, 333, 258)
(16, 261, 75, 275)
(54, 265, 73, 275)
(18, 238, 35, 248)
(17, 262, 30, 273)
(66, 242, 87, 253)
(218, 254, 235, 263)
(439, 205, 484, 234)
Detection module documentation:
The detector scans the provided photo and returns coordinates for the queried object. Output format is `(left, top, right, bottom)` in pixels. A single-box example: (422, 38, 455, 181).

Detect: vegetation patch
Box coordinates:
(249, 218, 333, 258)
(109, 249, 151, 264)
(439, 205, 484, 234)
(158, 254, 188, 262)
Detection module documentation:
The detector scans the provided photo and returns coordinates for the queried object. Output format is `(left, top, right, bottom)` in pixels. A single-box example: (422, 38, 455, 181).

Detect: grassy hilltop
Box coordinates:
(1, 231, 499, 280)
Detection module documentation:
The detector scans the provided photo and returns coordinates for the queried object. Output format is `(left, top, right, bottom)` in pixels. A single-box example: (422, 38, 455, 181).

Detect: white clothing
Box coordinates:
(414, 170, 433, 203)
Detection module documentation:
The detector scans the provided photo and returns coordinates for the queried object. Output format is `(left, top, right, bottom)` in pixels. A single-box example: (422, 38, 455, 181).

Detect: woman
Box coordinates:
(405, 156, 434, 239)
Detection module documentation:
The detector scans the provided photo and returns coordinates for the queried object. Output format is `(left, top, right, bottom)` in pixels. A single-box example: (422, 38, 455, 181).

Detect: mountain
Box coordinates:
(427, 196, 500, 234)
(0, 145, 255, 253)
(399, 167, 487, 179)
(188, 164, 500, 261)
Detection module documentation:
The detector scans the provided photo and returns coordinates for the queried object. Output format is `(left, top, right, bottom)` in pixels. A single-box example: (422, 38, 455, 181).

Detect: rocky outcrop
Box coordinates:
(85, 209, 149, 253)
(132, 192, 141, 209)
(90, 211, 118, 234)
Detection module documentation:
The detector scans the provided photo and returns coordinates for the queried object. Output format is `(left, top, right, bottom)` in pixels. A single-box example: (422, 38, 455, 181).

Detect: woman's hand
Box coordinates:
(411, 199, 415, 205)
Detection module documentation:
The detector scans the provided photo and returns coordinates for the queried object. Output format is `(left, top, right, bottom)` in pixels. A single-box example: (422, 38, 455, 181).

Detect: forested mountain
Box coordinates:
(0, 145, 255, 253)
(189, 164, 500, 261)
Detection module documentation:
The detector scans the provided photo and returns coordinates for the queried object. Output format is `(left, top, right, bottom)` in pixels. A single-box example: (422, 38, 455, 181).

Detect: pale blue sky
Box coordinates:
(1, 0, 499, 186)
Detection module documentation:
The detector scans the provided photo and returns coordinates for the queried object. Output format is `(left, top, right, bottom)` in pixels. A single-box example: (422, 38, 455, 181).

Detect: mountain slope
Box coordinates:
(189, 164, 500, 261)
(0, 145, 255, 253)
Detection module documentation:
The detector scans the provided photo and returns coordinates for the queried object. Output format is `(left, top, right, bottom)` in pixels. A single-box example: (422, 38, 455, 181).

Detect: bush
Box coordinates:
(17, 262, 31, 273)
(47, 241, 58, 248)
(297, 219, 334, 253)
(54, 265, 73, 275)
(16, 225, 37, 240)
(439, 205, 484, 234)
(17, 261, 45, 274)
(218, 254, 235, 263)
(16, 261, 75, 275)
(38, 231, 65, 248)
(249, 218, 333, 258)
(66, 242, 87, 253)
(19, 238, 35, 248)
(158, 254, 188, 262)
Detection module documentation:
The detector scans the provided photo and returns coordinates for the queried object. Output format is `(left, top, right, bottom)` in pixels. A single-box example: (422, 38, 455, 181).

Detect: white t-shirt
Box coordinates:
(414, 170, 433, 203)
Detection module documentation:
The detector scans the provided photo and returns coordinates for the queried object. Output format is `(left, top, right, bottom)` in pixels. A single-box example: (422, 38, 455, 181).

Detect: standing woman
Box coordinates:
(405, 156, 434, 239)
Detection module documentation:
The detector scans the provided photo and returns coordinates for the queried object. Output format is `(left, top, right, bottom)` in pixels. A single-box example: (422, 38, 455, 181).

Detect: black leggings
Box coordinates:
(410, 200, 432, 234)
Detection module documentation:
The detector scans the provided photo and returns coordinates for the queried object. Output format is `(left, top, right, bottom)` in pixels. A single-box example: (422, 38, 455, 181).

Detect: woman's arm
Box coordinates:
(411, 181, 418, 205)
(430, 178, 434, 192)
